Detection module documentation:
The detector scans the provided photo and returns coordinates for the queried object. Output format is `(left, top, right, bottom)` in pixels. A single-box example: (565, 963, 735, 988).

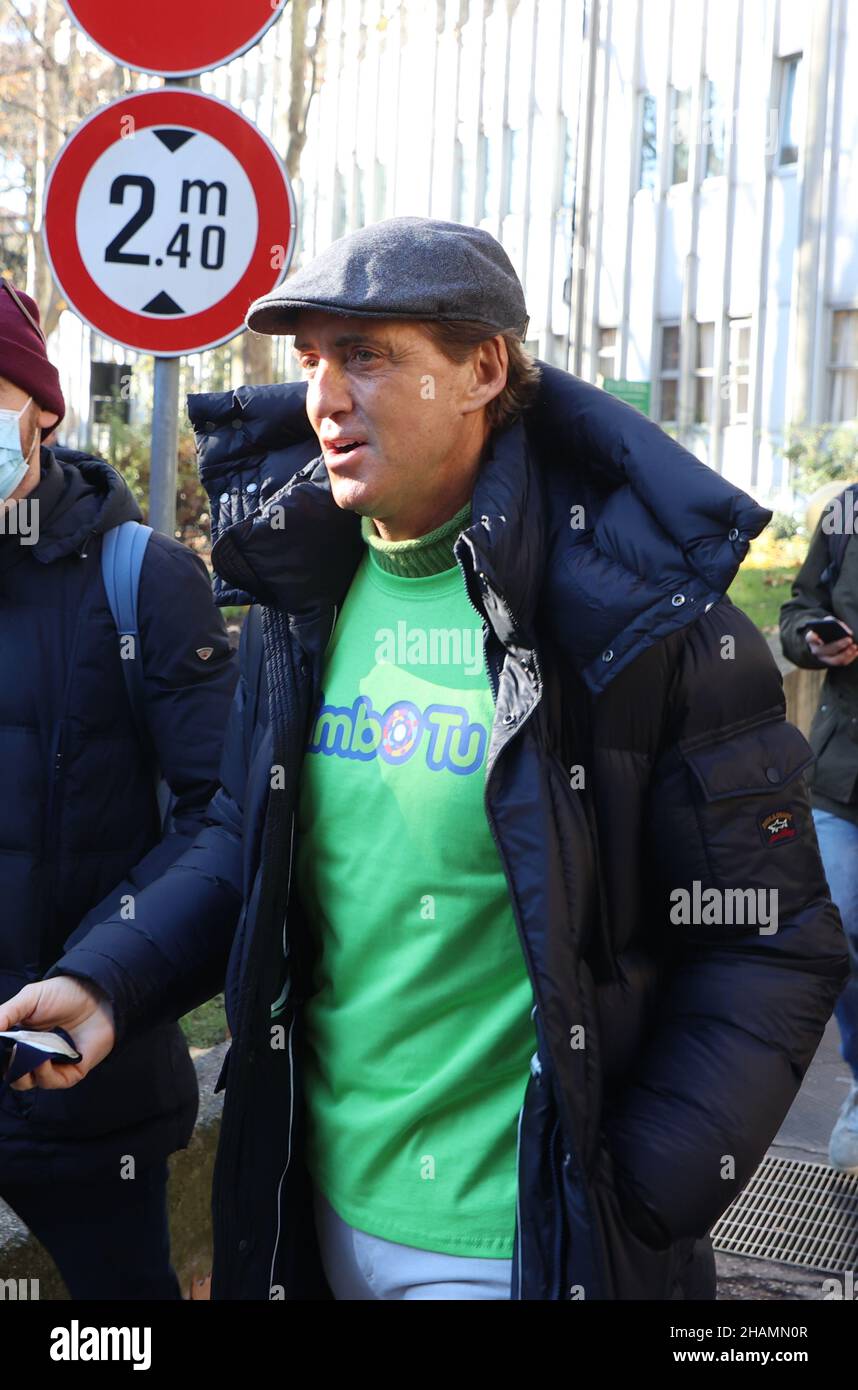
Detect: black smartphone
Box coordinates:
(798, 617, 853, 645)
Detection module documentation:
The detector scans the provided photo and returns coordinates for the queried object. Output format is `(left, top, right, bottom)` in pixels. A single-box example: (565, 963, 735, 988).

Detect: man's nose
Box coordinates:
(308, 358, 353, 420)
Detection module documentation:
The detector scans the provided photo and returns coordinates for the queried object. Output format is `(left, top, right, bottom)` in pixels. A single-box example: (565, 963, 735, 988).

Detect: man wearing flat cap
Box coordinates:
(0, 281, 237, 1298)
(1, 219, 846, 1301)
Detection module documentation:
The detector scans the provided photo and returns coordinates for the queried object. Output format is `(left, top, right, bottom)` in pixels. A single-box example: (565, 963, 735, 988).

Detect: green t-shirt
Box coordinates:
(294, 526, 536, 1258)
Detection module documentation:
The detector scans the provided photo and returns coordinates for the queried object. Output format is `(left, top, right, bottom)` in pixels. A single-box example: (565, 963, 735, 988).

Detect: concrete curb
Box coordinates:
(0, 1040, 228, 1300)
(766, 636, 825, 738)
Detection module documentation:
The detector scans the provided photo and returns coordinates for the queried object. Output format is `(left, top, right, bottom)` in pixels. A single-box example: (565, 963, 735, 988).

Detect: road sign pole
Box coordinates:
(44, 87, 296, 489)
(149, 354, 181, 535)
(147, 74, 199, 537)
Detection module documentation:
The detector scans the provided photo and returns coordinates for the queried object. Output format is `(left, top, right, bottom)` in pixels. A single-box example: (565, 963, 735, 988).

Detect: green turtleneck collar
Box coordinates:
(360, 501, 472, 577)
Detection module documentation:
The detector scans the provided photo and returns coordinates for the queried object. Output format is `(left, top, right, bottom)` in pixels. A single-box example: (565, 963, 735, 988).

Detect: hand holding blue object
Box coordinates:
(0, 1028, 83, 1086)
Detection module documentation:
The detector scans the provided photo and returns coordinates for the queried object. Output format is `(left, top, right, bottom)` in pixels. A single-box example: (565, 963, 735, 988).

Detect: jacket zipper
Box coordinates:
(514, 1099, 525, 1298)
(513, 1041, 543, 1299)
(456, 546, 566, 1299)
(44, 725, 66, 833)
(40, 720, 67, 958)
(455, 553, 497, 699)
(266, 599, 336, 1292)
(548, 1118, 565, 1297)
(268, 1011, 297, 1298)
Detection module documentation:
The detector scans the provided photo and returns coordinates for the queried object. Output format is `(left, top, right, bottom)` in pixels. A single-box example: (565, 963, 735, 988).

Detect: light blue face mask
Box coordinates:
(0, 396, 36, 502)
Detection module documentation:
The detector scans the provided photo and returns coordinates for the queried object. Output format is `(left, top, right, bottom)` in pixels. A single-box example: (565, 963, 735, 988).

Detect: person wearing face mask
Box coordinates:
(0, 281, 239, 1299)
(0, 393, 43, 503)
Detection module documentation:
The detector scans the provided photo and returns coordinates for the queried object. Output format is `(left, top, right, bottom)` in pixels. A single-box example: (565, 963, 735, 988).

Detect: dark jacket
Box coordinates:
(780, 486, 858, 825)
(47, 365, 849, 1298)
(0, 444, 237, 1181)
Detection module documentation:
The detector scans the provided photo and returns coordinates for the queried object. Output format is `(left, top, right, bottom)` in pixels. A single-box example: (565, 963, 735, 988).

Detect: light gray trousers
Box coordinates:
(312, 1185, 514, 1300)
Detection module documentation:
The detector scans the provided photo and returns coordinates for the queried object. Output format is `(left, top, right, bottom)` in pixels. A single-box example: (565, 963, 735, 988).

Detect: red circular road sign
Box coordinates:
(44, 89, 296, 357)
(63, 0, 288, 78)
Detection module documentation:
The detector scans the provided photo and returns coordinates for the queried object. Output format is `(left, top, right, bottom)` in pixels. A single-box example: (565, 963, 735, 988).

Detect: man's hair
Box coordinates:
(417, 320, 542, 433)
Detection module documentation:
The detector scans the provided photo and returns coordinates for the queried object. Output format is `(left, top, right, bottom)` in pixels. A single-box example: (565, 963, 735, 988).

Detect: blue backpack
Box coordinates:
(101, 520, 174, 829)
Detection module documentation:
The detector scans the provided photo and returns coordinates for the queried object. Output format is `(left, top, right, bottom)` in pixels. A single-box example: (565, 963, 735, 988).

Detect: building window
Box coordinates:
(596, 327, 617, 383)
(373, 158, 387, 221)
(504, 127, 526, 218)
(830, 310, 858, 421)
(658, 323, 680, 423)
(727, 318, 752, 423)
(332, 167, 347, 240)
(778, 54, 803, 166)
(702, 78, 726, 178)
(694, 322, 715, 423)
(560, 120, 575, 209)
(477, 131, 500, 223)
(669, 87, 691, 185)
(353, 167, 365, 228)
(90, 361, 133, 425)
(638, 92, 658, 191)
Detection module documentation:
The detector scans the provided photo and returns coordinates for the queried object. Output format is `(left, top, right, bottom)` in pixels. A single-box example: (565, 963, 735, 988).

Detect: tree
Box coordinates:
(241, 0, 328, 385)
(0, 0, 133, 332)
(1, 0, 328, 388)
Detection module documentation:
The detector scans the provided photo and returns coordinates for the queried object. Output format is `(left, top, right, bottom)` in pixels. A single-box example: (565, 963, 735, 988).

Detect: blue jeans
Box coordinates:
(812, 808, 858, 1078)
(312, 1184, 513, 1300)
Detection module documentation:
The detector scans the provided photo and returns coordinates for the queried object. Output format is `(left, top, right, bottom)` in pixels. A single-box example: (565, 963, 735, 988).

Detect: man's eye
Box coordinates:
(351, 348, 378, 364)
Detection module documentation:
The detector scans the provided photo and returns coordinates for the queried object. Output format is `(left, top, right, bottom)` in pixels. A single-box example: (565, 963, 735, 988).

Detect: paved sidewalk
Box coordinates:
(715, 1016, 854, 1300)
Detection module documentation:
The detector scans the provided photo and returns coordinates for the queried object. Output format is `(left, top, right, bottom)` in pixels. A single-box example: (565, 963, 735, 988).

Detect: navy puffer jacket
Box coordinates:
(0, 445, 237, 1181)
(47, 365, 849, 1296)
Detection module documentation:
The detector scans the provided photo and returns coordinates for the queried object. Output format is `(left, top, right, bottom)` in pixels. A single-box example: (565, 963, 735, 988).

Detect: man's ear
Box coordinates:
(38, 407, 60, 446)
(463, 334, 507, 416)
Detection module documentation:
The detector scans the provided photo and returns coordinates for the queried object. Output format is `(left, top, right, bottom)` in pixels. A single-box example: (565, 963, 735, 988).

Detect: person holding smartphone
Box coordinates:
(781, 484, 858, 1171)
(0, 282, 238, 1298)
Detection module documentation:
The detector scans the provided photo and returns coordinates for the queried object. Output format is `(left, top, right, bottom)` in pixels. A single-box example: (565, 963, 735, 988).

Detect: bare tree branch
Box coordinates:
(4, 0, 55, 64)
(0, 93, 65, 135)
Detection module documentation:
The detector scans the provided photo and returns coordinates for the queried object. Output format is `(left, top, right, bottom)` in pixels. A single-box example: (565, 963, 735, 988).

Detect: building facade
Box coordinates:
(40, 0, 858, 507)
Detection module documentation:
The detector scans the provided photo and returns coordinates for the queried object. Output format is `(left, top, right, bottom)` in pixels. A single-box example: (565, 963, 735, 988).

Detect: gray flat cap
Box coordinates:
(245, 216, 529, 339)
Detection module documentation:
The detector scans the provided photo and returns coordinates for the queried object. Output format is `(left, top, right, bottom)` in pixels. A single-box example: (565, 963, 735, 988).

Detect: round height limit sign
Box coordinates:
(44, 90, 296, 356)
(63, 0, 287, 78)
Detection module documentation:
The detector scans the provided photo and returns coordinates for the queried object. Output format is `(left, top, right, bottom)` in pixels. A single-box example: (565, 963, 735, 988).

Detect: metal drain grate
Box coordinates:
(711, 1155, 858, 1272)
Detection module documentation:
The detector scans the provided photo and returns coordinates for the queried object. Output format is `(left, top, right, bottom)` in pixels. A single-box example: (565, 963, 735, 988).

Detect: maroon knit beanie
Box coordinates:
(0, 281, 65, 438)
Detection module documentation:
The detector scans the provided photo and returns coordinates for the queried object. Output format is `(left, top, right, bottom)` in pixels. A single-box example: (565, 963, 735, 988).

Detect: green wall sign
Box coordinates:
(602, 378, 651, 418)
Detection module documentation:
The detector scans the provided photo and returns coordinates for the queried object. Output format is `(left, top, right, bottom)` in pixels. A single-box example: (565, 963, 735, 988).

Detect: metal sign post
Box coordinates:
(150, 355, 181, 536)
(43, 87, 296, 535)
(49, 1, 296, 537)
(150, 76, 189, 537)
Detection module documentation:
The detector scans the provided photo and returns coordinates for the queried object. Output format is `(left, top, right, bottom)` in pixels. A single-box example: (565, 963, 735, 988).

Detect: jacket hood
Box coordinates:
(188, 362, 772, 693)
(28, 445, 143, 564)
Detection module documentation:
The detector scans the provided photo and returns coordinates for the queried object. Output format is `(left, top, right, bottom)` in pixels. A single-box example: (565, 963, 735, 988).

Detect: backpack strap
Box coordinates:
(101, 521, 179, 832)
(101, 521, 155, 761)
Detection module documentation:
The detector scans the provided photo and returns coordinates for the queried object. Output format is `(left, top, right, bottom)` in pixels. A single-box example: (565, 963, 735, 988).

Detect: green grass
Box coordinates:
(179, 994, 229, 1050)
(727, 566, 796, 634)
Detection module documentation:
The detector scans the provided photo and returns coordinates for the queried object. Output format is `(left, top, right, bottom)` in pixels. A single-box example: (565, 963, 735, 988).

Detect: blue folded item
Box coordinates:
(0, 1028, 82, 1086)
